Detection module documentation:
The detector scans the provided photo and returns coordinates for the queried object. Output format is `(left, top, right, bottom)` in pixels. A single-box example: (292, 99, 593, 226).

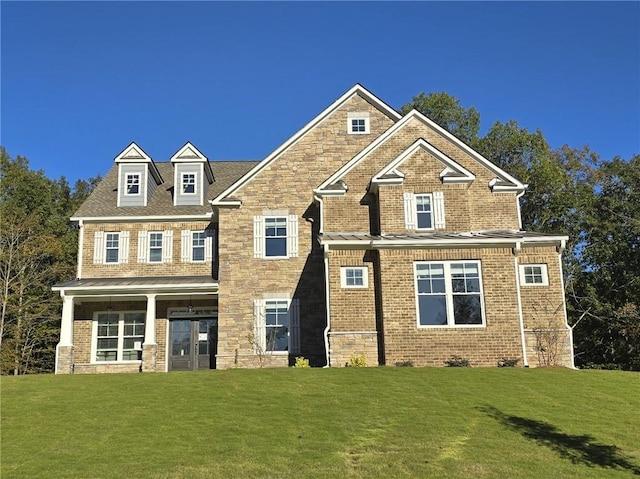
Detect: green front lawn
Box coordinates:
(2, 368, 639, 478)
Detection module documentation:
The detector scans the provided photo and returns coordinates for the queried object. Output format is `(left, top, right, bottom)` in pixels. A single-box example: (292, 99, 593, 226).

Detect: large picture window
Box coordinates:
(94, 311, 145, 362)
(414, 261, 485, 327)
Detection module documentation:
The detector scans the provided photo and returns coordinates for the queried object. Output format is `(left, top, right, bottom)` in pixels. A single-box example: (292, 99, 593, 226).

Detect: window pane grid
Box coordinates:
(182, 174, 195, 194)
(265, 217, 287, 257)
(126, 174, 140, 194)
(351, 118, 366, 132)
(416, 194, 433, 229)
(105, 233, 119, 263)
(95, 312, 145, 362)
(265, 300, 289, 352)
(192, 231, 206, 261)
(416, 262, 484, 327)
(149, 232, 162, 262)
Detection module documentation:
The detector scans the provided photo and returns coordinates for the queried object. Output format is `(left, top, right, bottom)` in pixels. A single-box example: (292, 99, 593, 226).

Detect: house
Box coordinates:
(52, 84, 574, 373)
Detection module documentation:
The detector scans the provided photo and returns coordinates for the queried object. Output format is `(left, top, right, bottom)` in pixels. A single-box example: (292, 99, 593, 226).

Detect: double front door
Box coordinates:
(169, 317, 218, 371)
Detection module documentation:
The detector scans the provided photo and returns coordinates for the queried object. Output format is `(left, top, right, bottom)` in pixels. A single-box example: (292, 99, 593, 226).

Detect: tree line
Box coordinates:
(1, 93, 638, 373)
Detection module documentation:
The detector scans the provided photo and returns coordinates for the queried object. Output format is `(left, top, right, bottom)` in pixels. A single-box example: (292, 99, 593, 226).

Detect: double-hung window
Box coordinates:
(105, 233, 120, 263)
(180, 229, 214, 262)
(253, 215, 298, 259)
(94, 311, 145, 362)
(404, 192, 445, 230)
(192, 231, 206, 261)
(125, 174, 140, 195)
(415, 261, 485, 327)
(520, 264, 549, 286)
(182, 173, 196, 194)
(253, 298, 300, 354)
(149, 232, 163, 263)
(138, 230, 173, 263)
(94, 231, 130, 264)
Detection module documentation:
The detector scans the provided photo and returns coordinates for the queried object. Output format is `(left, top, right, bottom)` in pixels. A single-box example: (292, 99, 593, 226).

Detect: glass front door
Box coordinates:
(169, 317, 218, 371)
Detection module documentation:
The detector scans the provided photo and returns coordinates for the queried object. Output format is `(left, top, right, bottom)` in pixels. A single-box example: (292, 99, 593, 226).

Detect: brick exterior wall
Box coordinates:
(518, 246, 573, 367)
(376, 248, 524, 367)
(81, 221, 214, 278)
(216, 93, 397, 368)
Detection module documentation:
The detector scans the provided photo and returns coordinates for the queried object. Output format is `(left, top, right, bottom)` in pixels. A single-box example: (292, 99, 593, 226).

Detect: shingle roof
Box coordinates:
(72, 161, 258, 218)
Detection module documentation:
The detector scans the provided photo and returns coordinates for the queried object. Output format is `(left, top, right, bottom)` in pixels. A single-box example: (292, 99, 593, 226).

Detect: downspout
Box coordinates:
(513, 241, 529, 367)
(322, 243, 332, 368)
(557, 240, 576, 368)
(77, 220, 84, 279)
(314, 193, 332, 368)
(516, 190, 525, 230)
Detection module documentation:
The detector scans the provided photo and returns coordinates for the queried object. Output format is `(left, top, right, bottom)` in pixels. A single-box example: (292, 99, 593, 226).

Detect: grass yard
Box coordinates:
(2, 367, 639, 479)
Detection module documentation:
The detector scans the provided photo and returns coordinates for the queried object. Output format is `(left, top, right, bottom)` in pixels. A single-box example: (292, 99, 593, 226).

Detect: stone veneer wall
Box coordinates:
(216, 94, 397, 369)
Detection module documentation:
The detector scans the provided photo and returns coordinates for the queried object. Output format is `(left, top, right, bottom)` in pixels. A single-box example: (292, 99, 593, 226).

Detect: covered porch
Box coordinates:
(52, 276, 218, 374)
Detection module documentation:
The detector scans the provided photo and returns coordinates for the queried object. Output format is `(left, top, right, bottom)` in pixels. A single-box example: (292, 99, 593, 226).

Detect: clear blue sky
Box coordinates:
(2, 1, 639, 184)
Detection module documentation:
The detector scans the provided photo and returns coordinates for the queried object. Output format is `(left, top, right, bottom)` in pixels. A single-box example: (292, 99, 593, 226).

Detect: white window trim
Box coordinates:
(138, 230, 173, 264)
(253, 298, 300, 355)
(253, 215, 298, 259)
(404, 191, 446, 230)
(340, 266, 369, 288)
(91, 310, 145, 364)
(519, 264, 549, 286)
(414, 260, 486, 328)
(347, 111, 370, 135)
(125, 173, 141, 196)
(181, 172, 197, 196)
(94, 231, 129, 265)
(180, 229, 214, 263)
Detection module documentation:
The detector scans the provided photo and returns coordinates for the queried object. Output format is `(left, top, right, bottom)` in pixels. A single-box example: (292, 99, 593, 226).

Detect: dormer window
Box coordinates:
(182, 173, 196, 195)
(347, 112, 370, 135)
(125, 174, 140, 195)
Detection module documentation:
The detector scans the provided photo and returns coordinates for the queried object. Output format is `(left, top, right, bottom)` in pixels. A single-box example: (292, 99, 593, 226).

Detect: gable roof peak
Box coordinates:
(170, 141, 214, 184)
(114, 141, 163, 184)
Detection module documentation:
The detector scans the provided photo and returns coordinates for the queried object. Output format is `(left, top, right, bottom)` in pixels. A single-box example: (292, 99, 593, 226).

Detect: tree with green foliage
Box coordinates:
(400, 91, 480, 144)
(402, 90, 637, 370)
(0, 148, 98, 374)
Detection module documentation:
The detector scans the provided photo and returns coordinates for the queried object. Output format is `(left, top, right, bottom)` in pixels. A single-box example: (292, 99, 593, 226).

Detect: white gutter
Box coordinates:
(513, 242, 529, 367)
(516, 190, 526, 231)
(320, 235, 568, 250)
(77, 220, 84, 279)
(314, 193, 332, 368)
(557, 241, 577, 369)
(322, 243, 332, 368)
(70, 214, 213, 222)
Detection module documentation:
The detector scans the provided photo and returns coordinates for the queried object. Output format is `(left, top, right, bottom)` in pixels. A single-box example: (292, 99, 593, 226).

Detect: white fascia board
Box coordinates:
(317, 113, 415, 192)
(52, 282, 219, 295)
(320, 234, 568, 250)
(114, 142, 163, 185)
(373, 138, 475, 185)
(405, 110, 525, 191)
(70, 214, 213, 222)
(210, 84, 401, 206)
(170, 142, 208, 162)
(312, 188, 348, 197)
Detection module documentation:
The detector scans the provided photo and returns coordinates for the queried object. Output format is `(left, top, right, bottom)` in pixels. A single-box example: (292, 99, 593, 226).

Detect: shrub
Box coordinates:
(293, 357, 310, 368)
(347, 353, 367, 368)
(444, 355, 470, 367)
(395, 360, 414, 367)
(497, 357, 519, 368)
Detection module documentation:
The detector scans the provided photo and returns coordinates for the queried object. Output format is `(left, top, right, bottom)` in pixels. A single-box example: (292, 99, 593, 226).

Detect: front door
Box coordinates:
(169, 317, 218, 371)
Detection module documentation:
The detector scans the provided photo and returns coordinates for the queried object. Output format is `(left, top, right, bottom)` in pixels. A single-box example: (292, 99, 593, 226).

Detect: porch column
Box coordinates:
(142, 294, 157, 372)
(55, 293, 75, 374)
